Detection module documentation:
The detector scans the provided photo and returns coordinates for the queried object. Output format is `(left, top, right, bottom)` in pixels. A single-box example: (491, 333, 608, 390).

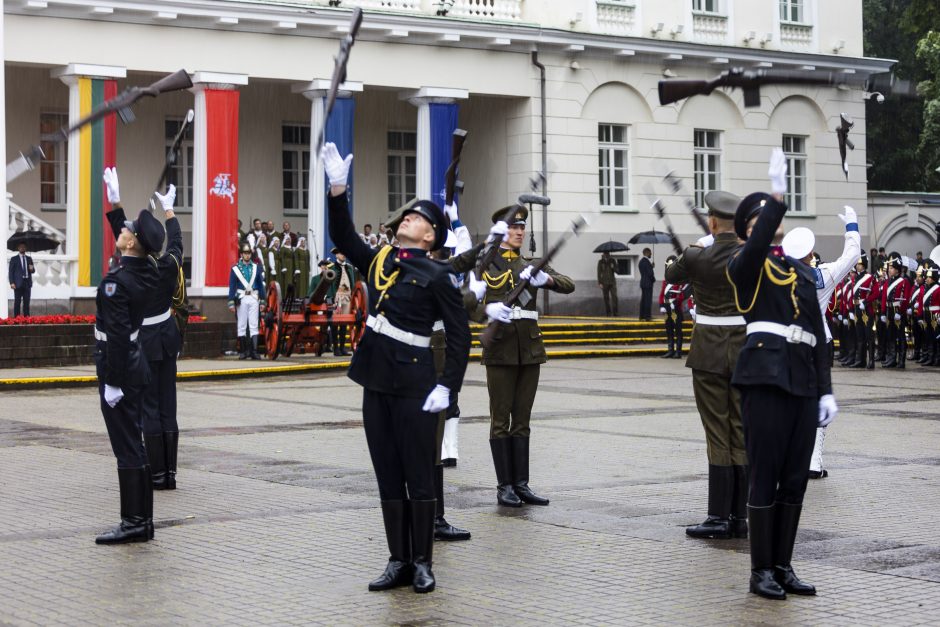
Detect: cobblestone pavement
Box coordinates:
(1, 357, 939, 625)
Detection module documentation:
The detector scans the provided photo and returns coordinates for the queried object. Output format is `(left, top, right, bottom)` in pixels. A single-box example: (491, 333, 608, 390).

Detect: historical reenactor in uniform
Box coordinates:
(265, 236, 281, 290)
(94, 207, 163, 544)
(848, 255, 876, 369)
(597, 251, 618, 316)
(470, 204, 575, 508)
(228, 243, 267, 360)
(665, 190, 748, 540)
(321, 143, 470, 594)
(659, 257, 686, 358)
(909, 266, 925, 362)
(874, 262, 888, 362)
(102, 168, 184, 490)
(329, 247, 358, 357)
(837, 274, 855, 364)
(294, 237, 311, 298)
(727, 149, 837, 600)
(921, 262, 940, 366)
(278, 236, 295, 296)
(881, 252, 912, 368)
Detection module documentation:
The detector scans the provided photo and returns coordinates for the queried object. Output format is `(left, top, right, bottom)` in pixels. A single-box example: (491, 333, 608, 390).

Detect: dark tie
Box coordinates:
(21, 255, 26, 275)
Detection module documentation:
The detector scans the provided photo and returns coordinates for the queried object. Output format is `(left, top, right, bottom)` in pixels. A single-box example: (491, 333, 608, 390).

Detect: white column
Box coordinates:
(400, 87, 469, 200)
(51, 63, 126, 296)
(0, 0, 6, 318)
(293, 79, 363, 264)
(188, 71, 248, 295)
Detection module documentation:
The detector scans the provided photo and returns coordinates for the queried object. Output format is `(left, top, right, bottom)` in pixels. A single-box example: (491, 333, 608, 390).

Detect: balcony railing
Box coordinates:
(692, 12, 728, 44)
(780, 21, 813, 51)
(595, 1, 636, 36)
(350, 0, 420, 11)
(448, 0, 522, 21)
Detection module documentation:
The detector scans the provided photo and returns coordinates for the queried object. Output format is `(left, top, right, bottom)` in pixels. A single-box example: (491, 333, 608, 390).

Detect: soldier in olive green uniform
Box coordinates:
(664, 191, 749, 540)
(597, 252, 618, 316)
(470, 205, 575, 508)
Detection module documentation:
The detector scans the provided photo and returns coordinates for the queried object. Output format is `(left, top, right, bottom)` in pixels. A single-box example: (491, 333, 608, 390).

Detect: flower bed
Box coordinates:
(0, 314, 206, 325)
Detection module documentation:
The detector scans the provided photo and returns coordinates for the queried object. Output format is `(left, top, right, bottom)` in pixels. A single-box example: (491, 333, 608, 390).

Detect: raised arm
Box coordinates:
(321, 143, 376, 276)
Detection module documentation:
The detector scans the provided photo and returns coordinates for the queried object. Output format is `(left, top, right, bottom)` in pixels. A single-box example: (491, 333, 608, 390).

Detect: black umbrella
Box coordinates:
(593, 240, 629, 254)
(628, 230, 673, 245)
(7, 230, 60, 253)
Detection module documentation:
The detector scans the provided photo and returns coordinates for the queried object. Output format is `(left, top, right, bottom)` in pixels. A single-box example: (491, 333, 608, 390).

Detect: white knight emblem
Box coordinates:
(210, 173, 237, 204)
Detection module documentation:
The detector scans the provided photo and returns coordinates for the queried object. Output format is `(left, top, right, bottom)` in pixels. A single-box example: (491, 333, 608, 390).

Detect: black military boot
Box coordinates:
(96, 467, 152, 545)
(144, 433, 169, 490)
(748, 504, 786, 600)
(335, 326, 349, 357)
(882, 342, 897, 368)
(410, 499, 436, 593)
(164, 431, 179, 490)
(898, 341, 907, 369)
(730, 465, 749, 538)
(368, 500, 412, 591)
(434, 465, 470, 541)
(511, 436, 549, 505)
(249, 335, 261, 360)
(490, 438, 522, 507)
(686, 465, 733, 539)
(773, 502, 816, 595)
(237, 335, 249, 360)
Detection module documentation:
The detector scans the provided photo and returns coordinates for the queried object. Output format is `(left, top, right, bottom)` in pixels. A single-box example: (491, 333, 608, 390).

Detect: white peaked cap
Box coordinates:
(782, 227, 815, 260)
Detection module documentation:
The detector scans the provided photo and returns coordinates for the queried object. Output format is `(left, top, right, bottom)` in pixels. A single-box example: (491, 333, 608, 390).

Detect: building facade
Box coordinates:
(2, 0, 891, 316)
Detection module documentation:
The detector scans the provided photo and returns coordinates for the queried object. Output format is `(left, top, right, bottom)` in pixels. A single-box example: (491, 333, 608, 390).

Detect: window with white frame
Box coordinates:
(780, 0, 804, 22)
(782, 135, 807, 212)
(282, 124, 310, 215)
(693, 129, 721, 208)
(693, 0, 720, 13)
(598, 123, 629, 209)
(39, 112, 68, 210)
(165, 118, 194, 210)
(387, 130, 417, 213)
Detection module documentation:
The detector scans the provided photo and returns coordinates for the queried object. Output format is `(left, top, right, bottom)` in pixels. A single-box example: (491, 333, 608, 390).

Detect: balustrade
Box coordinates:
(595, 1, 635, 36)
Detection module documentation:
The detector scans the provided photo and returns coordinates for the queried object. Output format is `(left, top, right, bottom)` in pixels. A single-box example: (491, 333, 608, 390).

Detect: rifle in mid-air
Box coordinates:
(836, 113, 855, 180)
(6, 69, 194, 184)
(313, 8, 364, 156)
(443, 129, 468, 208)
(150, 108, 195, 210)
(658, 67, 847, 108)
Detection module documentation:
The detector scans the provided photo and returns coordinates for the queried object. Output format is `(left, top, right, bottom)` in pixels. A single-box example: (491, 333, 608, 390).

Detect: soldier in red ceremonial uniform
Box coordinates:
(659, 256, 686, 359)
(909, 266, 926, 362)
(881, 253, 912, 368)
(849, 254, 877, 370)
(838, 271, 855, 365)
(920, 262, 940, 366)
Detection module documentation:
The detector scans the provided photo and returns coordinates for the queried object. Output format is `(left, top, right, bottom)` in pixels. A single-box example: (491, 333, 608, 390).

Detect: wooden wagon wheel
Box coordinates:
(264, 281, 284, 360)
(348, 281, 369, 351)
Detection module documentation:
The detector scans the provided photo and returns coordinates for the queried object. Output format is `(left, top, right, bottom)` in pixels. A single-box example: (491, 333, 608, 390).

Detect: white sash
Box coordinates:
(923, 284, 940, 306)
(886, 277, 905, 300)
(233, 262, 257, 294)
(852, 274, 872, 295)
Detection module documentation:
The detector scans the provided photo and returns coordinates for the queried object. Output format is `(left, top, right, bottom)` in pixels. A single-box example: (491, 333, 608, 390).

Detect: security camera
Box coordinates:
(875, 92, 885, 103)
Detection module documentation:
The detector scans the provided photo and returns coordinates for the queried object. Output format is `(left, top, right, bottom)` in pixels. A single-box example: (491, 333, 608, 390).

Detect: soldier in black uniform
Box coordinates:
(103, 168, 183, 490)
(727, 149, 837, 599)
(94, 208, 164, 545)
(321, 143, 471, 594)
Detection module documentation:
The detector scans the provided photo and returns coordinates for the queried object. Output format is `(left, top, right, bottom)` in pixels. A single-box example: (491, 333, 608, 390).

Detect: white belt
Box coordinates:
(929, 306, 940, 312)
(142, 308, 172, 326)
(508, 307, 538, 321)
(366, 315, 431, 348)
(747, 322, 816, 347)
(95, 328, 140, 342)
(237, 289, 257, 298)
(695, 314, 746, 326)
(432, 320, 445, 332)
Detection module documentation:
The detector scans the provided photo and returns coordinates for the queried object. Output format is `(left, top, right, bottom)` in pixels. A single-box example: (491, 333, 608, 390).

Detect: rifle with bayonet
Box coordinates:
(836, 113, 854, 180)
(660, 168, 710, 236)
(6, 69, 194, 184)
(643, 183, 684, 258)
(313, 8, 364, 156)
(478, 214, 588, 349)
(151, 109, 194, 209)
(443, 129, 468, 207)
(659, 67, 847, 108)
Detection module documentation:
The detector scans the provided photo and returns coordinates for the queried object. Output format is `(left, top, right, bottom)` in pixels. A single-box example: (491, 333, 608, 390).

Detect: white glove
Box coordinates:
(848, 312, 855, 321)
(838, 205, 858, 228)
(489, 221, 509, 243)
(919, 319, 927, 328)
(695, 234, 715, 248)
(519, 265, 550, 288)
(842, 318, 849, 326)
(444, 202, 459, 224)
(894, 313, 902, 321)
(319, 142, 353, 187)
(660, 307, 667, 314)
(907, 308, 913, 316)
(422, 384, 451, 413)
(880, 315, 887, 323)
(768, 147, 788, 194)
(104, 384, 124, 408)
(467, 272, 487, 301)
(838, 314, 843, 322)
(689, 307, 696, 321)
(102, 167, 120, 204)
(295, 269, 300, 275)
(485, 302, 513, 324)
(154, 184, 176, 213)
(818, 394, 838, 427)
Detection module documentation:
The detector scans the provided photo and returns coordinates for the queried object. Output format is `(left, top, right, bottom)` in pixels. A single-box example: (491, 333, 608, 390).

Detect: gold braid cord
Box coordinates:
(483, 269, 514, 291)
(368, 245, 400, 307)
(727, 256, 799, 318)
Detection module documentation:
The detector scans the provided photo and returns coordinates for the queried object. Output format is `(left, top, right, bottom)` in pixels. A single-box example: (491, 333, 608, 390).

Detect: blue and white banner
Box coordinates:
(323, 97, 355, 256)
(429, 102, 459, 210)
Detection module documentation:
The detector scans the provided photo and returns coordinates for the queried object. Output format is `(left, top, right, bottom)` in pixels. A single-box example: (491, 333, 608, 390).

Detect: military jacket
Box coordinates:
(278, 246, 296, 294)
(597, 256, 617, 286)
(852, 272, 877, 319)
(726, 197, 832, 398)
(293, 248, 310, 296)
(665, 232, 746, 376)
(95, 255, 157, 388)
(106, 208, 183, 361)
(328, 192, 470, 398)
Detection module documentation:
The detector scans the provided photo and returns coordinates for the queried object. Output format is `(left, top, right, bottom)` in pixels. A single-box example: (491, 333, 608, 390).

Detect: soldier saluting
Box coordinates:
(321, 143, 470, 594)
(665, 190, 749, 541)
(727, 149, 837, 600)
(94, 208, 163, 544)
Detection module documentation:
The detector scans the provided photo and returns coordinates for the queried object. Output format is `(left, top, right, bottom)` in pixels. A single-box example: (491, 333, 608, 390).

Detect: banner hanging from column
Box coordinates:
(205, 89, 240, 287)
(323, 97, 355, 256)
(429, 103, 459, 209)
(77, 77, 117, 286)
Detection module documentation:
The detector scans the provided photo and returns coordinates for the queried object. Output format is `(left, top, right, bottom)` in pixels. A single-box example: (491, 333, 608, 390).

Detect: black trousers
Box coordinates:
(13, 286, 30, 317)
(142, 357, 178, 435)
(362, 389, 437, 501)
(740, 385, 816, 507)
(601, 284, 618, 316)
(99, 382, 148, 469)
(639, 287, 652, 320)
(664, 307, 684, 352)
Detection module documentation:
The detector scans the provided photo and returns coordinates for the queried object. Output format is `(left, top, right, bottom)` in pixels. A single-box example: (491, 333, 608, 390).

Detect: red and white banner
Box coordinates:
(205, 89, 240, 287)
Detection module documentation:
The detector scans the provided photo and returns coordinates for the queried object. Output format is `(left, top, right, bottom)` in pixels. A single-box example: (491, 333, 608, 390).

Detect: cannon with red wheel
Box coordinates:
(259, 273, 368, 360)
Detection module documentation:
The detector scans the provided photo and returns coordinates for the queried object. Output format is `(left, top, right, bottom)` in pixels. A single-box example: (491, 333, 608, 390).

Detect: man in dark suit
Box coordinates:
(638, 247, 655, 320)
(8, 242, 35, 317)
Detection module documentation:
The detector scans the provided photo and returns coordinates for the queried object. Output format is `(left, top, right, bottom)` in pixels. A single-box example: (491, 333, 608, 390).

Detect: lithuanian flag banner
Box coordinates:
(77, 77, 117, 287)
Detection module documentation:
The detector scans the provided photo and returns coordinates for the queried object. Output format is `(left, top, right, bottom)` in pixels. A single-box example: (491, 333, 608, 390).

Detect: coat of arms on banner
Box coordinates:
(210, 173, 237, 204)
